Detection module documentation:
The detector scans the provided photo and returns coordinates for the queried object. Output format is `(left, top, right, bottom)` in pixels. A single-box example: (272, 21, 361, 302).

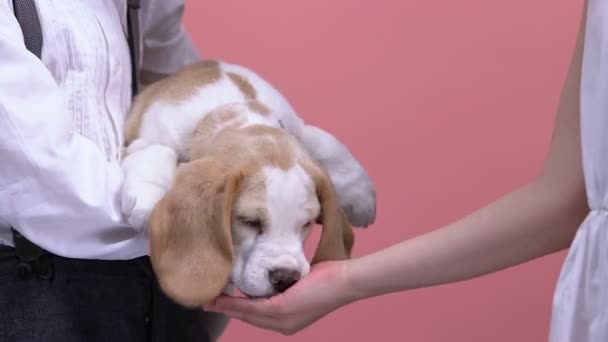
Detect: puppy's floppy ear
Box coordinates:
(303, 162, 355, 265)
(148, 157, 242, 308)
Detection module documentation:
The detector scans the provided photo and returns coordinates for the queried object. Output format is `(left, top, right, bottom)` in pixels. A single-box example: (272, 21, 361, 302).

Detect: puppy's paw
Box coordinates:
(338, 172, 377, 228)
(121, 181, 167, 232)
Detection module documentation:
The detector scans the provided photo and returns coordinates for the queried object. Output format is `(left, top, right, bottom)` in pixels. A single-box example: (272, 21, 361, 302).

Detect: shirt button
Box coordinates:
(111, 58, 121, 76)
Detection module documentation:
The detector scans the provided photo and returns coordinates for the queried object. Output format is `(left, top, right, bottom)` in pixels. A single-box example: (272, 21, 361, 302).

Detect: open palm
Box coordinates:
(204, 261, 356, 336)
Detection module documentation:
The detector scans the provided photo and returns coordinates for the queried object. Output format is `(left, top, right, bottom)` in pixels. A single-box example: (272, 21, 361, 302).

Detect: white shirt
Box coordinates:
(0, 0, 201, 259)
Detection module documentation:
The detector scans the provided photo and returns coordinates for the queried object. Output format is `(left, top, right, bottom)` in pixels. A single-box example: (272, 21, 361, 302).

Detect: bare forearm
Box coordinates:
(346, 178, 588, 300)
(345, 0, 589, 302)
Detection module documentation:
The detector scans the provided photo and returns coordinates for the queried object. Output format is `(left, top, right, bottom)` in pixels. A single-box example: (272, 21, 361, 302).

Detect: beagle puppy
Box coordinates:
(120, 60, 376, 308)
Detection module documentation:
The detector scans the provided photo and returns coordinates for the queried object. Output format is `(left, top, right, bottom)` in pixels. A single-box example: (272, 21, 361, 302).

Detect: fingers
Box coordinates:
(215, 309, 275, 329)
(218, 310, 296, 335)
(204, 297, 298, 335)
(205, 296, 280, 317)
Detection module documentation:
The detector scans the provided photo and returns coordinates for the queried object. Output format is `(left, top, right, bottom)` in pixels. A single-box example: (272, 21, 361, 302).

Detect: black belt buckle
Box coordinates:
(11, 227, 44, 262)
(10, 227, 52, 279)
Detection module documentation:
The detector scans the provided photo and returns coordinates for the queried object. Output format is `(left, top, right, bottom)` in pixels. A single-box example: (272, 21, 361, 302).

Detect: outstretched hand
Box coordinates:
(203, 261, 358, 336)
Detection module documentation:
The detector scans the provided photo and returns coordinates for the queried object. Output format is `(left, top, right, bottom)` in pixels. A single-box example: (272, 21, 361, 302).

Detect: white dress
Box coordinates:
(549, 1, 608, 341)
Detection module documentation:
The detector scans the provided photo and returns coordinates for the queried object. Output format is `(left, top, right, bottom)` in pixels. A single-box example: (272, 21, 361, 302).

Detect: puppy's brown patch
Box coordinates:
(189, 106, 244, 160)
(239, 125, 296, 170)
(246, 99, 271, 116)
(231, 170, 269, 237)
(125, 60, 223, 145)
(227, 72, 256, 99)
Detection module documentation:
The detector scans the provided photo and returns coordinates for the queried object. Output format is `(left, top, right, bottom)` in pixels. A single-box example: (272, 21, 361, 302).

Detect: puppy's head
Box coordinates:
(149, 146, 353, 307)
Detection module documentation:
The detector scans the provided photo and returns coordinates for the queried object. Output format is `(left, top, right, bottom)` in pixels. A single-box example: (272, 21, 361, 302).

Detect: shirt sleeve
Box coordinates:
(0, 5, 130, 256)
(138, 0, 202, 86)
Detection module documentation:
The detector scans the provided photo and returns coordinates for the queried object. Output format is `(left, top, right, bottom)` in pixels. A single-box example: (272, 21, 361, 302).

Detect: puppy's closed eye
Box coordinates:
(302, 220, 314, 229)
(237, 216, 264, 233)
(315, 212, 323, 225)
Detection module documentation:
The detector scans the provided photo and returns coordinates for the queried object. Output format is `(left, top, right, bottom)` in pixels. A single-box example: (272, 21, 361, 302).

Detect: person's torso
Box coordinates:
(0, 0, 141, 255)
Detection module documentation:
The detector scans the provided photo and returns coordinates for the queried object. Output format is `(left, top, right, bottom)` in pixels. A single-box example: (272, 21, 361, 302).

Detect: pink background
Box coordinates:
(184, 0, 584, 341)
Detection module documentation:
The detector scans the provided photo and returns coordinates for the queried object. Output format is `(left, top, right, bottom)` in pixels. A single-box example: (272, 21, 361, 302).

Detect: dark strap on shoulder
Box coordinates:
(127, 0, 141, 96)
(12, 0, 43, 58)
(10, 1, 47, 268)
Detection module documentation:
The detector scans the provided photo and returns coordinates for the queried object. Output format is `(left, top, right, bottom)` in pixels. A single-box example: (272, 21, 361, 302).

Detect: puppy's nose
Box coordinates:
(268, 268, 301, 293)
